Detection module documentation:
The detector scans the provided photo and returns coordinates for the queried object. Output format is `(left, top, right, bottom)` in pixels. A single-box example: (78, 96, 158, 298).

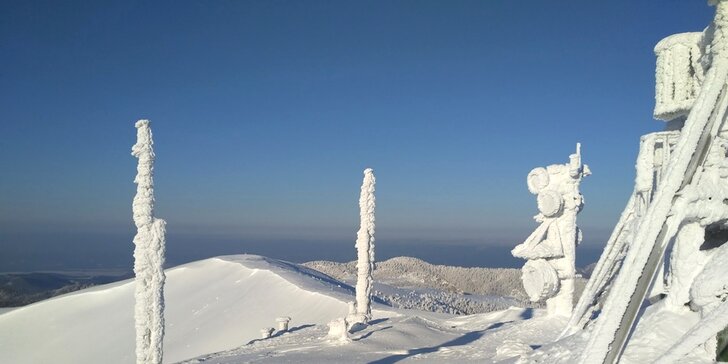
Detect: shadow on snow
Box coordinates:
(367, 322, 506, 364)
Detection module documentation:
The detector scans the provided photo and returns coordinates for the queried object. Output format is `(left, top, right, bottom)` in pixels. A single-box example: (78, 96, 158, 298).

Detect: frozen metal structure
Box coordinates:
(553, 1, 728, 362)
(512, 144, 590, 317)
(131, 120, 167, 364)
(352, 168, 376, 325)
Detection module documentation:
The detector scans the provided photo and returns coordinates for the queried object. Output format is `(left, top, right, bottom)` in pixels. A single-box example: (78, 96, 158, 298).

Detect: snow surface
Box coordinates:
(182, 306, 551, 363)
(0, 254, 570, 364)
(0, 255, 355, 364)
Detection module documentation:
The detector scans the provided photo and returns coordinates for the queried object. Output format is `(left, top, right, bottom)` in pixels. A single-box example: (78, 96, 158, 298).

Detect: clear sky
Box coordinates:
(0, 1, 717, 271)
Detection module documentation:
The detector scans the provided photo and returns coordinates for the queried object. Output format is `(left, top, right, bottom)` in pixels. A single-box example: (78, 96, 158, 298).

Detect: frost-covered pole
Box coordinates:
(131, 120, 167, 364)
(354, 168, 376, 324)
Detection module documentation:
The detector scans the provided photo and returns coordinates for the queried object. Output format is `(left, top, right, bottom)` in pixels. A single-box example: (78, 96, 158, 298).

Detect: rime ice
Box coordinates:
(512, 144, 589, 317)
(569, 2, 728, 362)
(131, 120, 167, 364)
(352, 168, 376, 325)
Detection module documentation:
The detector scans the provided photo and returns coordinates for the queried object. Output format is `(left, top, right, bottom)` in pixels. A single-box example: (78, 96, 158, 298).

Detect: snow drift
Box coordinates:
(0, 255, 355, 364)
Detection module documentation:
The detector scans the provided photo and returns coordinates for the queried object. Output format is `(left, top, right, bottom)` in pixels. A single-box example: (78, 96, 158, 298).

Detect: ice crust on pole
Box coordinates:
(353, 168, 376, 324)
(131, 120, 167, 364)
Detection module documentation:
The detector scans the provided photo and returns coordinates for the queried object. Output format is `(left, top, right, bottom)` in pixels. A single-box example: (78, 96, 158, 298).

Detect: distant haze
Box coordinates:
(0, 227, 609, 273)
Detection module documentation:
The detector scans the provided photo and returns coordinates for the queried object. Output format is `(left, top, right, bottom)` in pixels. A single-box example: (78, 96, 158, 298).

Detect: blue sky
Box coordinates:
(0, 1, 717, 270)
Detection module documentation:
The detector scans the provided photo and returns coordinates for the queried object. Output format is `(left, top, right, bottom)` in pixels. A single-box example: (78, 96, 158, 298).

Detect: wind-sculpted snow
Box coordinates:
(0, 254, 592, 363)
(0, 255, 353, 364)
(183, 306, 562, 363)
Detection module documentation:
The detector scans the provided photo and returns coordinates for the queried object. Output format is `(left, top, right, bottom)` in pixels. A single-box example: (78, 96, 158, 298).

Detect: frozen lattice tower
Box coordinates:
(512, 144, 590, 317)
(544, 1, 728, 363)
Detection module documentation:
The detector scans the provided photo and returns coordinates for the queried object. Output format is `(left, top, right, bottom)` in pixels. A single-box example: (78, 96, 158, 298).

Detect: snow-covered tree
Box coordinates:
(353, 168, 376, 324)
(131, 120, 167, 364)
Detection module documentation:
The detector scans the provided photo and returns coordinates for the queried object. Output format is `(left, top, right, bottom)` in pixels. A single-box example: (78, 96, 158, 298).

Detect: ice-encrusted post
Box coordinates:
(353, 168, 376, 324)
(131, 120, 167, 364)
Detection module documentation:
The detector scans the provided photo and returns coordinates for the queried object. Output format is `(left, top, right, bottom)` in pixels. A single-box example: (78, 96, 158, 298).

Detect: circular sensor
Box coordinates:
(527, 167, 549, 194)
(522, 259, 560, 302)
(537, 190, 563, 217)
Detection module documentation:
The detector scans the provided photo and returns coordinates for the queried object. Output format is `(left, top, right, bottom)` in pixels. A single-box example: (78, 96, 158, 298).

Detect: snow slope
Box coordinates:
(183, 307, 554, 363)
(0, 254, 570, 364)
(0, 255, 356, 364)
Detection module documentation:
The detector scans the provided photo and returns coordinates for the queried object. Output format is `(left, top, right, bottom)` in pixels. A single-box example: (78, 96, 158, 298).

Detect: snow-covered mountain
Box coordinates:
(0, 254, 588, 363)
(0, 271, 132, 307)
(305, 256, 528, 299)
(305, 256, 587, 315)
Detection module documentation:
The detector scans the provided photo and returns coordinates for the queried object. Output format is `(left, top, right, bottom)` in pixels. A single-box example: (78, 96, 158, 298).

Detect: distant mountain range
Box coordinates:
(304, 256, 588, 314)
(0, 271, 132, 307)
